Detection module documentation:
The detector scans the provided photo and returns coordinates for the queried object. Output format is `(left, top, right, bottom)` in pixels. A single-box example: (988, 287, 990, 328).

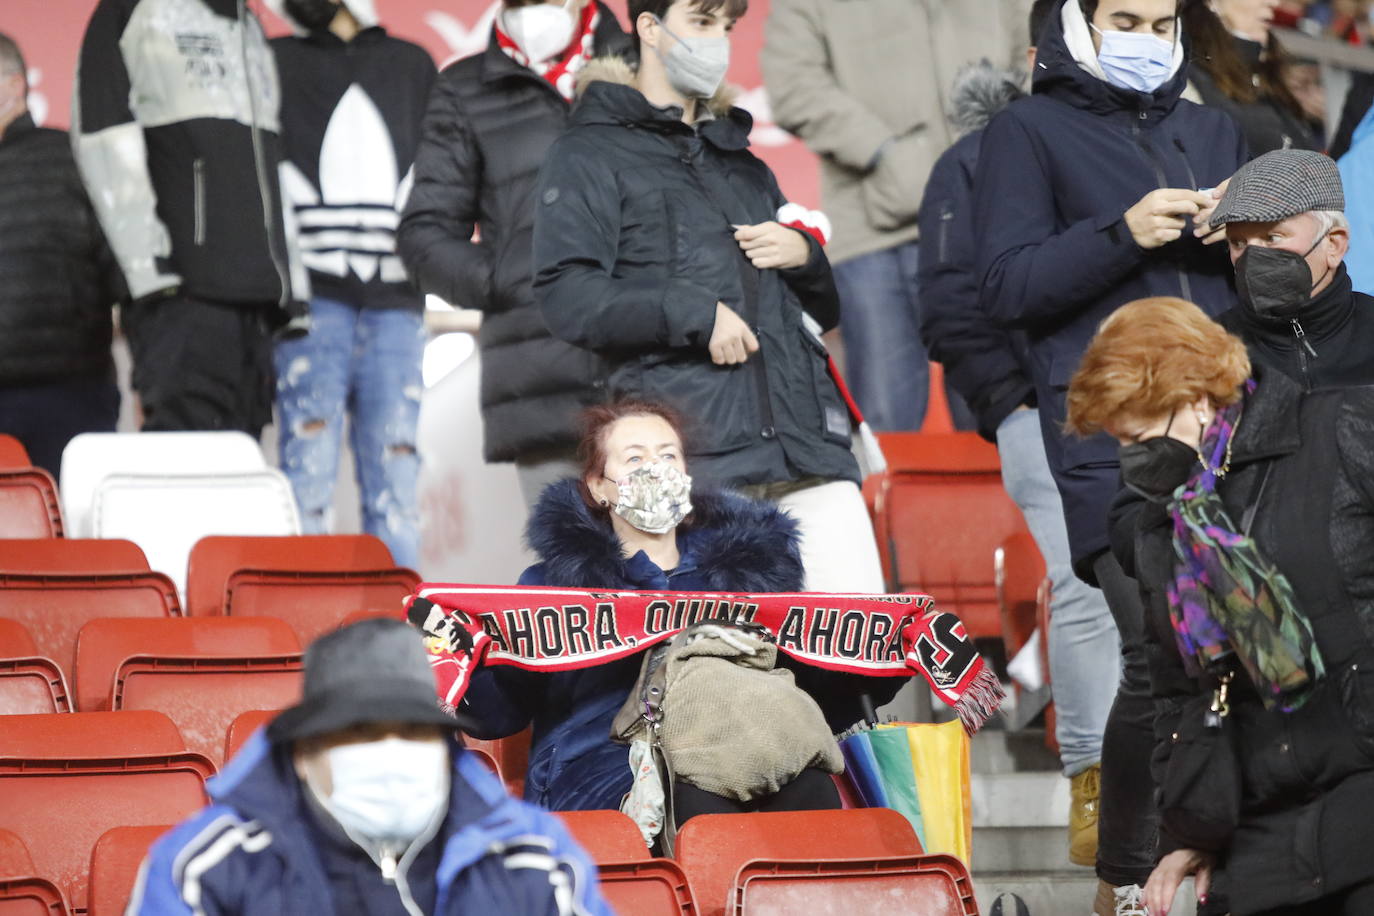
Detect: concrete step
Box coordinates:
(972, 874, 1201, 916)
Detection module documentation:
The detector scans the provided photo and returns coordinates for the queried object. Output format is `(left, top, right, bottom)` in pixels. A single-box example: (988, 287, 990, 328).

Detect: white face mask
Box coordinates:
(502, 0, 577, 65)
(607, 462, 693, 534)
(318, 736, 449, 845)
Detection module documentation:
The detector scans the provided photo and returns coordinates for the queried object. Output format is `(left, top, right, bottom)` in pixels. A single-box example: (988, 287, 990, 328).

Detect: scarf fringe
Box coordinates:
(954, 669, 1007, 736)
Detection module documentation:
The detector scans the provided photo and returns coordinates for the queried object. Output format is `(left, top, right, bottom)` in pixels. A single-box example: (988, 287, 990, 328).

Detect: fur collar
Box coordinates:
(575, 55, 739, 118)
(525, 479, 803, 592)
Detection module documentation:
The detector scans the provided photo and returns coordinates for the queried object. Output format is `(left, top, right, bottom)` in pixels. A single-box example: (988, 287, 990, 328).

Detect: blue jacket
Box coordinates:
(461, 480, 897, 811)
(128, 732, 612, 915)
(917, 65, 1034, 443)
(973, 7, 1247, 576)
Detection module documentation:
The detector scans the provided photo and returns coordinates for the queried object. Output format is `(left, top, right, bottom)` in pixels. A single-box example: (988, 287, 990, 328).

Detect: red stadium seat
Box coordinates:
(597, 859, 698, 915)
(0, 826, 73, 916)
(462, 730, 531, 798)
(675, 809, 921, 916)
(0, 712, 212, 912)
(869, 432, 1030, 640)
(555, 811, 650, 863)
(74, 617, 300, 713)
(88, 826, 170, 916)
(0, 436, 29, 470)
(224, 709, 278, 763)
(0, 572, 180, 690)
(730, 854, 978, 916)
(0, 469, 63, 539)
(185, 534, 395, 617)
(221, 568, 421, 646)
(0, 539, 150, 574)
(0, 619, 69, 714)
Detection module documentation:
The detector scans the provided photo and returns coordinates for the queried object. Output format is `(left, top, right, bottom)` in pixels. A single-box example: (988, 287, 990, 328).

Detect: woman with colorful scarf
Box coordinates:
(1067, 296, 1374, 916)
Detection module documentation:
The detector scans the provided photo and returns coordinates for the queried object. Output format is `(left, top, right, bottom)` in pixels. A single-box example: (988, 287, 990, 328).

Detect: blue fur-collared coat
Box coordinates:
(461, 479, 896, 811)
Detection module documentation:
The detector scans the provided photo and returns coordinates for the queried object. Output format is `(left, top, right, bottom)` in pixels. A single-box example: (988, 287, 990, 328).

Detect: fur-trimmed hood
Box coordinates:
(574, 54, 742, 122)
(525, 479, 804, 593)
(949, 60, 1025, 137)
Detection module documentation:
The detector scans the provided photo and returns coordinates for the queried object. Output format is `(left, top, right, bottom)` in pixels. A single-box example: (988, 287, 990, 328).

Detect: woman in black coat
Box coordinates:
(1068, 296, 1374, 916)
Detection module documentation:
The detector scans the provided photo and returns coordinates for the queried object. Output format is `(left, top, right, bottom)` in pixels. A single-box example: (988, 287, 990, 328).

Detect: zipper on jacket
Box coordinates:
(1292, 318, 1317, 390)
(1133, 119, 1191, 302)
(937, 203, 954, 264)
(238, 0, 292, 309)
(193, 158, 207, 246)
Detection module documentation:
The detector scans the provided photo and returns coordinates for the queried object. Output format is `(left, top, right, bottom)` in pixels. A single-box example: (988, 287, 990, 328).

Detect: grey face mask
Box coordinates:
(650, 15, 730, 100)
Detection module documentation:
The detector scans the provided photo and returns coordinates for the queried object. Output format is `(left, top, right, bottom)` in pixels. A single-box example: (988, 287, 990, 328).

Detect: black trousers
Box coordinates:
(673, 767, 842, 829)
(1092, 551, 1160, 887)
(0, 373, 119, 476)
(1252, 881, 1374, 915)
(123, 295, 274, 436)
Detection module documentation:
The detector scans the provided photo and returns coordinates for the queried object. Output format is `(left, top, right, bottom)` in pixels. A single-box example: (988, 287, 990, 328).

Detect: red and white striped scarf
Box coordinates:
(405, 585, 1006, 735)
(494, 2, 600, 102)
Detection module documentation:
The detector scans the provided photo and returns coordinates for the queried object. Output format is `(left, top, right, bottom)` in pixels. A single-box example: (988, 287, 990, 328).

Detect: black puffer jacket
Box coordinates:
(532, 59, 856, 489)
(398, 7, 629, 463)
(0, 114, 124, 385)
(1118, 370, 1374, 914)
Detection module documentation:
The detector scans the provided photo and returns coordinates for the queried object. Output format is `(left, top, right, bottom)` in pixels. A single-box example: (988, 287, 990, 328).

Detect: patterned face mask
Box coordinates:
(606, 462, 693, 534)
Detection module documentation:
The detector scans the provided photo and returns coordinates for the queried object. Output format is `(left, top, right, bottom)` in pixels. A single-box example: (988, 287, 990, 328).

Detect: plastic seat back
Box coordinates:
(224, 709, 279, 763)
(0, 437, 29, 470)
(675, 809, 921, 916)
(60, 431, 267, 539)
(598, 860, 697, 916)
(555, 811, 649, 863)
(731, 854, 977, 916)
(0, 539, 149, 575)
(0, 828, 67, 916)
(186, 535, 395, 617)
(88, 826, 172, 916)
(0, 657, 70, 715)
(0, 470, 63, 539)
(222, 568, 421, 645)
(876, 432, 1029, 640)
(0, 573, 180, 690)
(0, 712, 211, 912)
(74, 617, 300, 713)
(92, 471, 302, 598)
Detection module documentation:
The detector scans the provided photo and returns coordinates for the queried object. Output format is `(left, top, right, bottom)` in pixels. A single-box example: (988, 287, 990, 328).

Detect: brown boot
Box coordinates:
(1069, 763, 1101, 867)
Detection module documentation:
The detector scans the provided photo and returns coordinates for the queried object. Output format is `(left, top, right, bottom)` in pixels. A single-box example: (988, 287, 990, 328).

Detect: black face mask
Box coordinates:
(1119, 412, 1199, 503)
(284, 0, 339, 31)
(1234, 234, 1330, 320)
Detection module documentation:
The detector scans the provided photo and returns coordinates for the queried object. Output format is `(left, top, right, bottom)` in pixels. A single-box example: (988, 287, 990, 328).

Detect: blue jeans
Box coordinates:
(274, 298, 424, 568)
(831, 241, 974, 432)
(996, 408, 1119, 776)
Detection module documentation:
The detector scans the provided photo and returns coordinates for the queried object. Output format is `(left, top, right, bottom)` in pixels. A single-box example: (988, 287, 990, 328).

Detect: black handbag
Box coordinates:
(1159, 670, 1242, 852)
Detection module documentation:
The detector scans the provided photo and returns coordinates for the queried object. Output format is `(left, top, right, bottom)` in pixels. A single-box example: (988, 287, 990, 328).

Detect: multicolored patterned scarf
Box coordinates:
(1167, 382, 1325, 710)
(404, 585, 1006, 735)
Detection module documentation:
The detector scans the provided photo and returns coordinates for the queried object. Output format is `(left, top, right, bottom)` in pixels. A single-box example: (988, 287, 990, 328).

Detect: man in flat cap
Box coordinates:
(128, 618, 612, 916)
(1212, 148, 1374, 390)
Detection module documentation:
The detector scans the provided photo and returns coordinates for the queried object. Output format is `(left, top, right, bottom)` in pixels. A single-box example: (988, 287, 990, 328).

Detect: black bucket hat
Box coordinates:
(267, 617, 473, 744)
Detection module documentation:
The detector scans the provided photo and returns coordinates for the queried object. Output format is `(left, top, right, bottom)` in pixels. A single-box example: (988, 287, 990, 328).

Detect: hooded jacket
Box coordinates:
(1115, 371, 1374, 913)
(1219, 264, 1374, 392)
(73, 0, 309, 316)
(0, 114, 126, 385)
(128, 732, 612, 915)
(917, 63, 1035, 441)
(271, 1, 435, 313)
(532, 60, 857, 490)
(398, 7, 629, 463)
(974, 0, 1247, 576)
(460, 480, 895, 811)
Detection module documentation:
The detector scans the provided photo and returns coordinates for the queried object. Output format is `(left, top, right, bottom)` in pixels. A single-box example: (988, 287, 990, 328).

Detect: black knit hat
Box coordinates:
(1210, 149, 1345, 228)
(267, 617, 471, 743)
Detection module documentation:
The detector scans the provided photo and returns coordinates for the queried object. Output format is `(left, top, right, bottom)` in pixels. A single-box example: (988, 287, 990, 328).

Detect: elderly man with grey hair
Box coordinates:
(1212, 148, 1374, 391)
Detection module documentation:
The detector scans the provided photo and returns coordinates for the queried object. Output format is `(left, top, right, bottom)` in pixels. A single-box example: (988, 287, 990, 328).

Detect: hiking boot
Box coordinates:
(1069, 763, 1101, 867)
(1092, 880, 1147, 916)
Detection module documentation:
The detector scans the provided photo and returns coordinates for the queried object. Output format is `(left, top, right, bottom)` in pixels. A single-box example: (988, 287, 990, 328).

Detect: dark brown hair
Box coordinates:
(575, 399, 691, 514)
(628, 0, 748, 48)
(1182, 0, 1307, 118)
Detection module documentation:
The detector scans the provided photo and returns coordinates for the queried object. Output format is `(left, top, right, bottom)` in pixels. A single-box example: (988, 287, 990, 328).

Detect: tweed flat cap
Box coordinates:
(1210, 149, 1344, 227)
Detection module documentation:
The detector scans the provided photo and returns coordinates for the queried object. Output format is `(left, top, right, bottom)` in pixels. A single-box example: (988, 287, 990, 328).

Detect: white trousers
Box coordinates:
(770, 479, 885, 593)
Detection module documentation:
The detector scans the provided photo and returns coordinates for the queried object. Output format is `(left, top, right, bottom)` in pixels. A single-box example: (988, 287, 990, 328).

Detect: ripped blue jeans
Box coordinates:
(274, 298, 424, 568)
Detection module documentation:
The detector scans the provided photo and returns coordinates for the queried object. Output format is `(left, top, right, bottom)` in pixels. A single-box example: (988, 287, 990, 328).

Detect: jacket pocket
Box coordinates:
(192, 158, 207, 247)
(798, 325, 853, 448)
(633, 352, 758, 458)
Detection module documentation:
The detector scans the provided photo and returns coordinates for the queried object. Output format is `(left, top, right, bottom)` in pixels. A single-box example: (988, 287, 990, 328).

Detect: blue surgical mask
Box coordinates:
(1092, 24, 1177, 94)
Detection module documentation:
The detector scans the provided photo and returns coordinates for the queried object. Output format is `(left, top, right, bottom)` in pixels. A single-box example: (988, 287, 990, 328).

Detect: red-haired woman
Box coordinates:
(1067, 297, 1374, 915)
(460, 400, 896, 820)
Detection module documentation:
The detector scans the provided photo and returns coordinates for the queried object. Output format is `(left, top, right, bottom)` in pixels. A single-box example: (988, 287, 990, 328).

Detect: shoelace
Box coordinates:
(1114, 884, 1148, 916)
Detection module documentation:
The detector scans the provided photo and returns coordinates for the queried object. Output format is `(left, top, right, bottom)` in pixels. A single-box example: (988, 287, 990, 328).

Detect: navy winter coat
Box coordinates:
(974, 12, 1247, 577)
(128, 732, 611, 915)
(461, 481, 899, 811)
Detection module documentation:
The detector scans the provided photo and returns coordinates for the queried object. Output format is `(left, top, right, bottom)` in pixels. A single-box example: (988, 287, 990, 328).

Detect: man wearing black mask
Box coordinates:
(1210, 148, 1374, 391)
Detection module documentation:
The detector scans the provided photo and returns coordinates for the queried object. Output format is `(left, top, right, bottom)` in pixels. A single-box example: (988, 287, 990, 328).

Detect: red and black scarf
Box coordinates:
(494, 2, 600, 102)
(405, 585, 1005, 735)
